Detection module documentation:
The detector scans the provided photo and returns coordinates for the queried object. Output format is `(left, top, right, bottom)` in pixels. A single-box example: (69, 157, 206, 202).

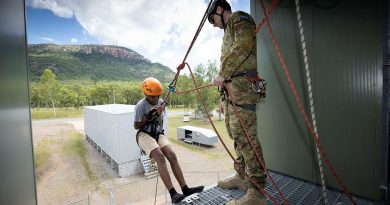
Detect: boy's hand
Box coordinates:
(147, 107, 159, 120)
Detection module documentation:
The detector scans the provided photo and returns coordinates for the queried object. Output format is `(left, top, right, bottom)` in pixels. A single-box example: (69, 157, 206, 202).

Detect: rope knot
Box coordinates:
(177, 63, 185, 71)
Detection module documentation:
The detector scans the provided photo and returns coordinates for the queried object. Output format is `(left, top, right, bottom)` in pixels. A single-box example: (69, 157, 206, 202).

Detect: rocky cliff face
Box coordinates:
(28, 44, 151, 63)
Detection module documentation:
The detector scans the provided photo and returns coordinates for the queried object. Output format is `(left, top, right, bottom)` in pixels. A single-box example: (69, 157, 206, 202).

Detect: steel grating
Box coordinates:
(174, 171, 381, 205)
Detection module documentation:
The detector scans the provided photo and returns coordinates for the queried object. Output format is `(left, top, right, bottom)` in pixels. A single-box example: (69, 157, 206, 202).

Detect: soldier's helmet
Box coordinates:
(207, 0, 231, 24)
(142, 77, 162, 96)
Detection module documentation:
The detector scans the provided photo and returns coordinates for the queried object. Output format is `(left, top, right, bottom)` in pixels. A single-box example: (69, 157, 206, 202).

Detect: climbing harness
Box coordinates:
(294, 0, 329, 204)
(140, 118, 164, 142)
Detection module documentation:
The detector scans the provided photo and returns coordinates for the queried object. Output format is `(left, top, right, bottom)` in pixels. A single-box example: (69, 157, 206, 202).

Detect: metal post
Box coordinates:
(87, 195, 90, 205)
(109, 188, 113, 205)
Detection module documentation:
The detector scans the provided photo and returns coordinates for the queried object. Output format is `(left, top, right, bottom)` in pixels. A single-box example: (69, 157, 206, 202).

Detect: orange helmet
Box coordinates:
(142, 77, 162, 96)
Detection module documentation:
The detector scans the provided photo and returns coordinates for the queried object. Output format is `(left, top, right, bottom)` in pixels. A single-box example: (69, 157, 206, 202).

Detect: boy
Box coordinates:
(134, 77, 204, 203)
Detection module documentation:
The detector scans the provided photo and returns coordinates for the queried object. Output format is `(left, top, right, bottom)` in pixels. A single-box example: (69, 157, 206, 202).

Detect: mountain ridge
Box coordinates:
(28, 44, 175, 83)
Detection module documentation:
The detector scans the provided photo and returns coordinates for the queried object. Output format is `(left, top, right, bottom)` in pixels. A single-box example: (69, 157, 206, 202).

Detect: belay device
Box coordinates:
(230, 69, 267, 99)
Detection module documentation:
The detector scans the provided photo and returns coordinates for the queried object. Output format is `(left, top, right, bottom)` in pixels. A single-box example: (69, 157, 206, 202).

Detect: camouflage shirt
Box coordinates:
(220, 11, 260, 104)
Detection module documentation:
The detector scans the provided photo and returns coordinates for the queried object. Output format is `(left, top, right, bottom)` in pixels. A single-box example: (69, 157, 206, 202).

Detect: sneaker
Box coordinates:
(171, 192, 185, 203)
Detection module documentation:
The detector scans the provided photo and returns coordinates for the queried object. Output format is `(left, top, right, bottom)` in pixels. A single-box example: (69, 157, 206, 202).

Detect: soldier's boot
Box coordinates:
(225, 188, 266, 205)
(217, 174, 247, 191)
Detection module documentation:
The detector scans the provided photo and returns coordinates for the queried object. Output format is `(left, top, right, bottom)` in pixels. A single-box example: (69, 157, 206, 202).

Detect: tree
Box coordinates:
(192, 62, 220, 119)
(39, 69, 60, 117)
(205, 60, 218, 82)
(29, 83, 44, 108)
(174, 75, 196, 111)
(72, 83, 88, 108)
(58, 85, 77, 108)
(120, 82, 143, 105)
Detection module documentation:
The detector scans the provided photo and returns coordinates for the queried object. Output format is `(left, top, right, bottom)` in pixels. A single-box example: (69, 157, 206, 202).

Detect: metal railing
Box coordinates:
(108, 171, 232, 205)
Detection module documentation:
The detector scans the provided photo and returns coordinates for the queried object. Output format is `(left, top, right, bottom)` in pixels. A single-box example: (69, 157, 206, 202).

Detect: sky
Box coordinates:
(26, 0, 250, 72)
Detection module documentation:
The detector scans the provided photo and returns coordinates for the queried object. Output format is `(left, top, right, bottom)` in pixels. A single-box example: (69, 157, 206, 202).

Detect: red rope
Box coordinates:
(184, 62, 281, 205)
(224, 85, 289, 205)
(257, 0, 356, 204)
(255, 0, 278, 35)
(174, 84, 213, 94)
(163, 1, 289, 203)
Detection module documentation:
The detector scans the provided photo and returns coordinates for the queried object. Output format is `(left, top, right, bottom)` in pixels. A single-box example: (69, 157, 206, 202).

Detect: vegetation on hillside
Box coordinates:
(28, 44, 175, 83)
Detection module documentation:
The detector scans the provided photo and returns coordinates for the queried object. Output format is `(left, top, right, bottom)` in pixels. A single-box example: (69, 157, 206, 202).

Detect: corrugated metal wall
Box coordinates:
(382, 0, 390, 195)
(251, 0, 384, 200)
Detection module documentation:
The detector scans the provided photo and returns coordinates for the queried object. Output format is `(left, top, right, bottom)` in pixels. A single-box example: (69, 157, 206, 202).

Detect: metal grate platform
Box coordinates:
(174, 171, 381, 205)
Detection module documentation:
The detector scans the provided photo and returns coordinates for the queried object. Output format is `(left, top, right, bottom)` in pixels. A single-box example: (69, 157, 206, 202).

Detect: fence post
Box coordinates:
(87, 194, 90, 205)
(109, 188, 113, 205)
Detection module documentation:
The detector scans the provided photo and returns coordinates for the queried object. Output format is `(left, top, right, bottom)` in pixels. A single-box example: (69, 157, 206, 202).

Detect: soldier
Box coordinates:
(134, 77, 204, 203)
(207, 0, 267, 205)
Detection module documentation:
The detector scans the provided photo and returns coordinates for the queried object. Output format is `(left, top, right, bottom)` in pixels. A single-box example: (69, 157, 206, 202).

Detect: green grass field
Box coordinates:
(31, 108, 83, 119)
(166, 114, 235, 160)
(31, 106, 193, 120)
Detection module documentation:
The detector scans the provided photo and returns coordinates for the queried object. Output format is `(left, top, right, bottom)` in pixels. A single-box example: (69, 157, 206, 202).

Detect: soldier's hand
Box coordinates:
(212, 74, 225, 86)
(219, 101, 224, 114)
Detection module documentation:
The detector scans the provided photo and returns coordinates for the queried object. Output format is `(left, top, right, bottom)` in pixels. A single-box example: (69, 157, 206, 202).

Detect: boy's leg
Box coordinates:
(161, 140, 204, 197)
(138, 132, 185, 203)
(138, 132, 174, 190)
(150, 148, 174, 190)
(161, 144, 186, 187)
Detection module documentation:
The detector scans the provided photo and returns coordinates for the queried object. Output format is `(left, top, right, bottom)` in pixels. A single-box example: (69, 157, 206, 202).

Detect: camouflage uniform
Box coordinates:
(220, 11, 266, 189)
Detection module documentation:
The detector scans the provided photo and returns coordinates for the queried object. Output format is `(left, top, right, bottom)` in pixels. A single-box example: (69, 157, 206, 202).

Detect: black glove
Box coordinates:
(147, 108, 159, 120)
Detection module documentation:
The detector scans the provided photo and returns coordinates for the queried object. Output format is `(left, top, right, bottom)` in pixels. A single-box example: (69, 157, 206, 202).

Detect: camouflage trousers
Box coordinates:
(224, 100, 266, 189)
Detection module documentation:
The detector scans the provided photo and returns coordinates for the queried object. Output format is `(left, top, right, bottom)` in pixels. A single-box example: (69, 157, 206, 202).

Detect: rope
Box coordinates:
(154, 174, 159, 205)
(174, 84, 213, 94)
(257, 0, 356, 203)
(160, 0, 214, 107)
(294, 0, 329, 204)
(162, 1, 289, 203)
(184, 62, 281, 205)
(255, 0, 278, 35)
(224, 85, 289, 205)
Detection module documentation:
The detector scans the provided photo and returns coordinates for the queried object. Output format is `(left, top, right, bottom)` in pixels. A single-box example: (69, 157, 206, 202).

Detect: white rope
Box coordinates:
(154, 174, 159, 205)
(294, 1, 329, 204)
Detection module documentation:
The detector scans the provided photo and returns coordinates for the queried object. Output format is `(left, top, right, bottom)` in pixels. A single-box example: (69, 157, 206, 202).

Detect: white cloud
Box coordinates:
(40, 36, 59, 44)
(70, 38, 78, 43)
(28, 0, 74, 18)
(27, 0, 236, 71)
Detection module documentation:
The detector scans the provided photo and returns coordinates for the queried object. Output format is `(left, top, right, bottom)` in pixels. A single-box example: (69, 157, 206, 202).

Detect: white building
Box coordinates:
(84, 104, 168, 177)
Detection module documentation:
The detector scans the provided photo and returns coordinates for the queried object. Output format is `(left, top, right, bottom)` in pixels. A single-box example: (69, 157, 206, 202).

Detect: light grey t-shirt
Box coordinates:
(134, 98, 166, 133)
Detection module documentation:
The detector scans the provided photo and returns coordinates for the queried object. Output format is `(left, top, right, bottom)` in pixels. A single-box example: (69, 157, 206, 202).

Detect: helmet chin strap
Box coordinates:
(215, 8, 226, 28)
